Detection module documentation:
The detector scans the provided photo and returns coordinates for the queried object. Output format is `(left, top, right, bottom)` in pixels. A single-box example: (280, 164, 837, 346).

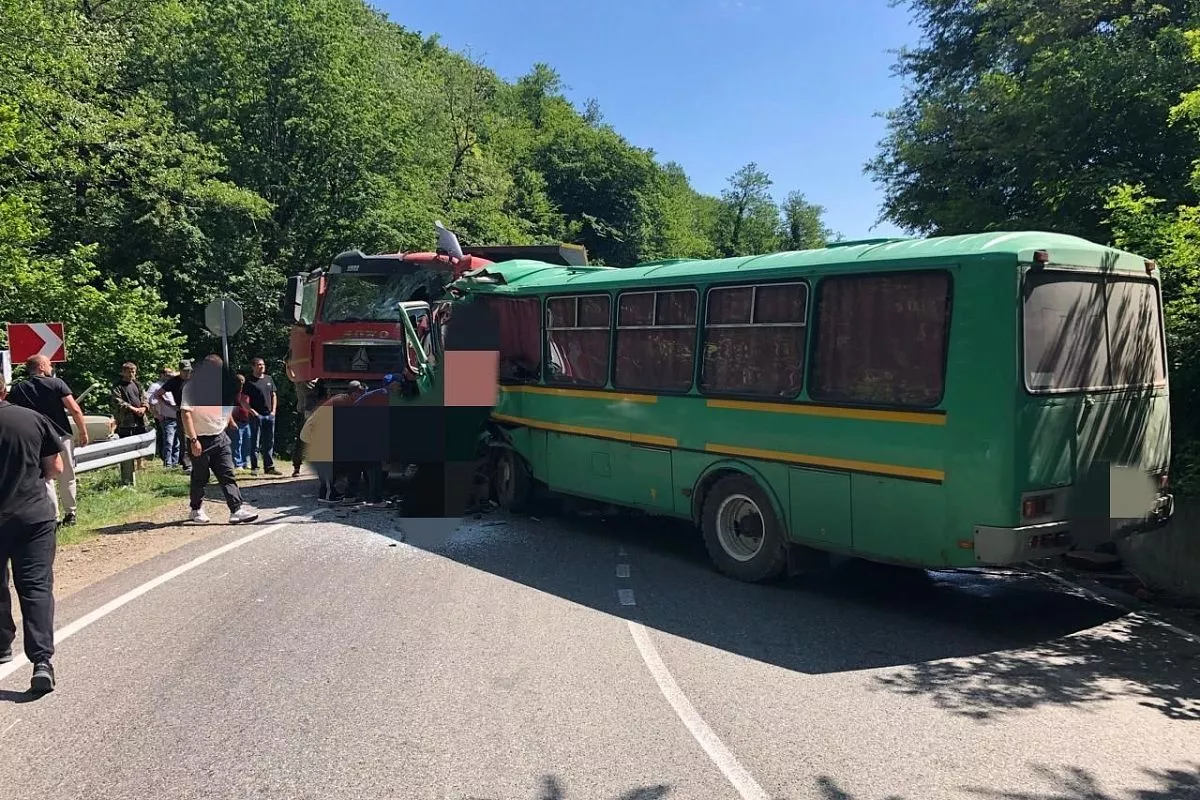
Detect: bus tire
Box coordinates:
(700, 475, 788, 583)
(494, 448, 532, 513)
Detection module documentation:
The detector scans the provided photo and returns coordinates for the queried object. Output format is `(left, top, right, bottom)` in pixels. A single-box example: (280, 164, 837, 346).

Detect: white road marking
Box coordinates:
(616, 564, 631, 579)
(628, 622, 770, 800)
(0, 512, 325, 683)
(618, 588, 636, 606)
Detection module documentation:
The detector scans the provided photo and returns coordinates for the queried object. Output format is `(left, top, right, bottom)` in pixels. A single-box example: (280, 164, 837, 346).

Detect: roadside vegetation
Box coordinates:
(3, 0, 1200, 495)
(61, 464, 191, 547)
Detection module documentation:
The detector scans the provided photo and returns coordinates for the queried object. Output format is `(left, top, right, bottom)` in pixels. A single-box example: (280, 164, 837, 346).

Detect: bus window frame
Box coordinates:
(807, 267, 955, 411)
(1019, 268, 1168, 396)
(698, 279, 810, 401)
(612, 287, 699, 395)
(544, 292, 613, 389)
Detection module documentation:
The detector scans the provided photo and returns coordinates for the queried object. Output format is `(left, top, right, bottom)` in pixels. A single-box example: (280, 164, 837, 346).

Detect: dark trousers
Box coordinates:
(159, 417, 180, 467)
(0, 518, 57, 664)
(190, 432, 244, 512)
(292, 434, 305, 470)
(176, 422, 191, 471)
(248, 414, 276, 471)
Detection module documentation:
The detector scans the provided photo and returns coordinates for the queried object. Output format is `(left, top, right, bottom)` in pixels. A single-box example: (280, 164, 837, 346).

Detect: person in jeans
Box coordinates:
(243, 357, 280, 476)
(152, 360, 191, 471)
(180, 355, 258, 524)
(7, 355, 87, 527)
(229, 373, 253, 471)
(147, 366, 173, 464)
(0, 378, 64, 693)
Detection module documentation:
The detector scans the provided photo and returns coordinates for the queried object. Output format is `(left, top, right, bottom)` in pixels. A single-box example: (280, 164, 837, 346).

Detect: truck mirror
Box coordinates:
(281, 276, 304, 324)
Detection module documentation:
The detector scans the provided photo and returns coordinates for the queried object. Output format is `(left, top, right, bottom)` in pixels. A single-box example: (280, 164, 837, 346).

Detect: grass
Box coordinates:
(61, 462, 192, 547)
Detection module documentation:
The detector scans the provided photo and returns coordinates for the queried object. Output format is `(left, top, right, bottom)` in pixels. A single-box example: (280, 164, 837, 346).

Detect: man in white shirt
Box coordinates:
(146, 366, 170, 464)
(180, 355, 258, 524)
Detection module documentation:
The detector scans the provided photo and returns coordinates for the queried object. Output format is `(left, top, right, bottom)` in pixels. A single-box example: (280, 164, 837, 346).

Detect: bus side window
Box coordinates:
(700, 282, 808, 398)
(482, 296, 541, 383)
(546, 294, 611, 387)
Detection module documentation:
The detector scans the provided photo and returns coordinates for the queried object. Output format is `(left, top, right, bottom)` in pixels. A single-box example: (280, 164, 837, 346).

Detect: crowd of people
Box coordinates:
(0, 351, 285, 694)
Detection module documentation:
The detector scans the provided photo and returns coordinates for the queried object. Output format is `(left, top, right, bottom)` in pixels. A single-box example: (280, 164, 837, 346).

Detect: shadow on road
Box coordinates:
(348, 494, 1199, 723)
(808, 761, 1200, 799)
(459, 763, 1200, 800)
(466, 775, 671, 800)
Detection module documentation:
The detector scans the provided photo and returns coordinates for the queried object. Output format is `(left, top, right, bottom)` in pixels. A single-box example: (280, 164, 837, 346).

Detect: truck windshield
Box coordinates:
(320, 274, 423, 323)
(1023, 272, 1166, 393)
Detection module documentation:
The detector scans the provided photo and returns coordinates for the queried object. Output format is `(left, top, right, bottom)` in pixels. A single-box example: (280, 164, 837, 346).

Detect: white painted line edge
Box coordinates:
(0, 510, 327, 683)
(616, 564, 631, 579)
(617, 588, 636, 606)
(1027, 564, 1200, 647)
(628, 621, 770, 800)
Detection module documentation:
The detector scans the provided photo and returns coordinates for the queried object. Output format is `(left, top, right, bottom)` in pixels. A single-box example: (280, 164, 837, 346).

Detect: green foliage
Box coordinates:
(0, 0, 833, 457)
(869, 0, 1200, 240)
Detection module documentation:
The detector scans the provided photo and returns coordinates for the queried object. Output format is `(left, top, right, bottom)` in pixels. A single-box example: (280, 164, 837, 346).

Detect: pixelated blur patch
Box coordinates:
(444, 297, 501, 352)
(1108, 464, 1155, 519)
(444, 350, 500, 407)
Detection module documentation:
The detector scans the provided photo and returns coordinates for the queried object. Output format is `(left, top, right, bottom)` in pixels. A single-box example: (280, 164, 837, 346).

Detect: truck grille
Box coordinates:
(323, 344, 408, 374)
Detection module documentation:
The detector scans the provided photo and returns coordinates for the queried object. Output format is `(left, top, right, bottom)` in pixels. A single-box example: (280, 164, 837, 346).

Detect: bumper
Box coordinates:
(973, 492, 1175, 565)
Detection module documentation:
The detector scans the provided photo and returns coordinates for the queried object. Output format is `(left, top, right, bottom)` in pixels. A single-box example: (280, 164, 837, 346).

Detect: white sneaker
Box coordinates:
(189, 508, 210, 523)
(229, 506, 259, 524)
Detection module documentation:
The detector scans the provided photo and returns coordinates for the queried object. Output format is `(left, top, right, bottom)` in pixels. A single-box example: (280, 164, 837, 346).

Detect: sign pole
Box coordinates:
(220, 300, 230, 365)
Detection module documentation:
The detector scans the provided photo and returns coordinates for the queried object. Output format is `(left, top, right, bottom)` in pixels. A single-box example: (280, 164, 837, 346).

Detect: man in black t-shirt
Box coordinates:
(0, 378, 65, 693)
(152, 360, 193, 472)
(243, 357, 280, 476)
(7, 355, 88, 527)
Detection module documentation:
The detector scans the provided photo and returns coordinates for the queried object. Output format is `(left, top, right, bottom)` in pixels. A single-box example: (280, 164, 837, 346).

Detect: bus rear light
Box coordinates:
(1158, 473, 1169, 490)
(1033, 250, 1050, 264)
(1022, 495, 1053, 520)
(1145, 259, 1157, 274)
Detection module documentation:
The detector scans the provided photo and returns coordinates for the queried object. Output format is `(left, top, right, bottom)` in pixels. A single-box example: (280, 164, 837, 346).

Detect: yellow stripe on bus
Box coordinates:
(704, 443, 945, 483)
(705, 398, 946, 426)
(500, 385, 657, 404)
(490, 412, 677, 448)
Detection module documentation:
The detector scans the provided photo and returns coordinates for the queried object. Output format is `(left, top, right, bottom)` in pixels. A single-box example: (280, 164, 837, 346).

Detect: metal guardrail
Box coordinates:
(74, 431, 156, 475)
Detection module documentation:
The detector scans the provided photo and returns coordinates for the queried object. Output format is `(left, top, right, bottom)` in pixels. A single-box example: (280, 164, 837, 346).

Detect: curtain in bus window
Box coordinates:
(546, 296, 610, 387)
(1105, 278, 1166, 387)
(812, 272, 950, 407)
(615, 291, 696, 391)
(479, 296, 541, 381)
(1022, 275, 1109, 392)
(701, 284, 806, 396)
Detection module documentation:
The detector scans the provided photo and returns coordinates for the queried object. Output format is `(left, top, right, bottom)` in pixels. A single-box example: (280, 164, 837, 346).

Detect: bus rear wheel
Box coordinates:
(700, 475, 788, 583)
(494, 448, 532, 513)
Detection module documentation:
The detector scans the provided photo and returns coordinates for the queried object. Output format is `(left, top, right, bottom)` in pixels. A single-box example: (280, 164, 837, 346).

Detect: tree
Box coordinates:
(867, 0, 1200, 241)
(717, 162, 781, 256)
(779, 191, 832, 250)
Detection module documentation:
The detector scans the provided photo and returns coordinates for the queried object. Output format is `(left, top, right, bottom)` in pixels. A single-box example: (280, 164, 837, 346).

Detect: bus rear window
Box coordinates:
(1022, 273, 1165, 392)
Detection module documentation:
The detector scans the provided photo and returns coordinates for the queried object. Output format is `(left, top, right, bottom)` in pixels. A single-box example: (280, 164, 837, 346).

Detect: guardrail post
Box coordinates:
(119, 458, 136, 486)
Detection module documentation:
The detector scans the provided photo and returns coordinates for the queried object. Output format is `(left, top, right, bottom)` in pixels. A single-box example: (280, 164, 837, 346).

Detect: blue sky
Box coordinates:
(379, 0, 918, 240)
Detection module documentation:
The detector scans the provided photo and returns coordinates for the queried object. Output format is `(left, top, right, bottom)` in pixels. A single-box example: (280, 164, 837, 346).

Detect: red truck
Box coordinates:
(279, 223, 587, 410)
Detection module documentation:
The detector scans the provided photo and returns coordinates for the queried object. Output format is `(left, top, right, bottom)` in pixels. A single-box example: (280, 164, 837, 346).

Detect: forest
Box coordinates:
(3, 0, 1200, 492)
(0, 0, 832, 450)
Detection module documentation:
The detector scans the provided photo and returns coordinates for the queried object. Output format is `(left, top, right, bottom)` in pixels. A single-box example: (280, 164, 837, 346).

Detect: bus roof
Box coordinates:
(452, 231, 1154, 294)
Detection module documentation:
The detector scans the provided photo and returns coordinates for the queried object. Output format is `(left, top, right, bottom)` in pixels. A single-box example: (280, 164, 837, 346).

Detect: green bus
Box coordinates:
(444, 231, 1176, 582)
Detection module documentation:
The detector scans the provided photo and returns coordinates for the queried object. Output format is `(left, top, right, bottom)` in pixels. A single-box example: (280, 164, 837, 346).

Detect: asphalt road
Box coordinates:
(2, 483, 1200, 800)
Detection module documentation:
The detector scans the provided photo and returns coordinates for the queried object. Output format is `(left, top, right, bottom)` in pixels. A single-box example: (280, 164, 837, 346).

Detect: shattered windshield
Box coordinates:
(320, 272, 442, 323)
